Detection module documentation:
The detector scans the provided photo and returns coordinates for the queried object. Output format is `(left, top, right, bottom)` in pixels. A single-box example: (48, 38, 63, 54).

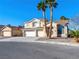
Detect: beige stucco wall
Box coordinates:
(40, 21, 44, 27)
(52, 23, 58, 37)
(38, 27, 47, 37)
(24, 19, 45, 28)
(61, 26, 68, 37)
(38, 30, 45, 37)
(47, 23, 58, 37)
(25, 22, 33, 28)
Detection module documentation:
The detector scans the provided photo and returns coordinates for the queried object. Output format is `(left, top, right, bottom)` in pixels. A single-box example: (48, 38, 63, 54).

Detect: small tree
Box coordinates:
(70, 30, 79, 40)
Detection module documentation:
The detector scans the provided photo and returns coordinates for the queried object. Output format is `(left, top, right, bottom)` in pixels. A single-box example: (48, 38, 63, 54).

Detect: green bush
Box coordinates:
(70, 30, 79, 39)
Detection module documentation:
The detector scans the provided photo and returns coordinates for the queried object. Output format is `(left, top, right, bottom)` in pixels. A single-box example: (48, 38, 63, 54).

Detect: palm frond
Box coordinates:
(37, 1, 47, 11)
(45, 0, 58, 8)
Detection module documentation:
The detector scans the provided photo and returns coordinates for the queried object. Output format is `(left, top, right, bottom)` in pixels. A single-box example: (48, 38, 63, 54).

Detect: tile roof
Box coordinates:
(24, 18, 48, 24)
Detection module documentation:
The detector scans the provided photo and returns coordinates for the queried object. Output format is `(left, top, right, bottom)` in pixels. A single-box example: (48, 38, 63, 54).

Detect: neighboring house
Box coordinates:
(2, 26, 23, 37)
(0, 25, 4, 36)
(23, 18, 68, 38)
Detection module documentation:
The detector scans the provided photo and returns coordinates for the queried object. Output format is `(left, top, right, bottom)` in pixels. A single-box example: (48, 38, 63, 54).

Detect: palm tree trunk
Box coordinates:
(49, 6, 53, 39)
(43, 11, 47, 37)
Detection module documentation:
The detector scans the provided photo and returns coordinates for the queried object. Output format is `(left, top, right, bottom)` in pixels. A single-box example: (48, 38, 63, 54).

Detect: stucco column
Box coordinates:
(22, 29, 25, 37)
(43, 26, 47, 37)
(62, 26, 67, 38)
(52, 24, 57, 37)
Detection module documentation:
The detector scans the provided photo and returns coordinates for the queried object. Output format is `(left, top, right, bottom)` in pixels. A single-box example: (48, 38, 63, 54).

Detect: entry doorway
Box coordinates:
(57, 24, 63, 37)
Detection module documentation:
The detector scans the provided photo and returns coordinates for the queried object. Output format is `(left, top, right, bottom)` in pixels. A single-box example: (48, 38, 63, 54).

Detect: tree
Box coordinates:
(68, 15, 79, 42)
(60, 16, 69, 20)
(70, 30, 79, 40)
(18, 25, 23, 28)
(7, 24, 11, 27)
(37, 0, 47, 37)
(45, 0, 58, 38)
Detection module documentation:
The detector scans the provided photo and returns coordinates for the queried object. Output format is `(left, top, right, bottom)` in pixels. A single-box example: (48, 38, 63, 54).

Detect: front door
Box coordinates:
(57, 24, 63, 37)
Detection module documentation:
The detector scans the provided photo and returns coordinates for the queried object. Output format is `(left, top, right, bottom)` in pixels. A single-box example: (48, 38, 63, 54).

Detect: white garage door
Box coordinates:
(25, 31, 36, 37)
(3, 32, 11, 37)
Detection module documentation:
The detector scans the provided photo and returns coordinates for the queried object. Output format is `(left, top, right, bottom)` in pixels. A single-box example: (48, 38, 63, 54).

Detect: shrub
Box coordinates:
(70, 30, 79, 40)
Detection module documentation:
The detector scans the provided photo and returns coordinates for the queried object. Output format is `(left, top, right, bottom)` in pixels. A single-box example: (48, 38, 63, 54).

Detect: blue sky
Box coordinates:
(0, 0, 79, 26)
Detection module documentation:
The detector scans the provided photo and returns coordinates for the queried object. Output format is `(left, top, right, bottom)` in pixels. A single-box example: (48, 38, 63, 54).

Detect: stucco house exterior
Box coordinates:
(23, 18, 68, 38)
(1, 26, 23, 37)
(23, 18, 48, 37)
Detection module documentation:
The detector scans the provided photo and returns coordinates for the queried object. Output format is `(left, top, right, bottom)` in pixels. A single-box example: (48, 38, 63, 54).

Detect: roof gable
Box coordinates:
(2, 26, 11, 31)
(24, 18, 48, 24)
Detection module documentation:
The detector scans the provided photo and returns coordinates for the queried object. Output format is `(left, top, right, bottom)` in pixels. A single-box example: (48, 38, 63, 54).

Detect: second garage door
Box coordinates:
(25, 31, 36, 37)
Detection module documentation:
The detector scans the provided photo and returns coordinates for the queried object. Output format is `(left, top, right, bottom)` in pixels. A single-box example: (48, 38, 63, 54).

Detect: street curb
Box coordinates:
(27, 41, 79, 47)
(0, 39, 79, 47)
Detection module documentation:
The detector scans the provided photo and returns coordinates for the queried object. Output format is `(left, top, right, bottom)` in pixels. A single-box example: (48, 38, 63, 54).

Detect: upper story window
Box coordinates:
(33, 22, 39, 27)
(24, 24, 29, 28)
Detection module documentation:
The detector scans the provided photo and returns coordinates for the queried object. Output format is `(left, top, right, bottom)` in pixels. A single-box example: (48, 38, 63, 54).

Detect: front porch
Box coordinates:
(46, 23, 68, 38)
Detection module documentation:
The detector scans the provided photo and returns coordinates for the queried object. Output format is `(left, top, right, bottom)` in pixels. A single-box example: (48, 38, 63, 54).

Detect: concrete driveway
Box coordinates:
(0, 37, 40, 41)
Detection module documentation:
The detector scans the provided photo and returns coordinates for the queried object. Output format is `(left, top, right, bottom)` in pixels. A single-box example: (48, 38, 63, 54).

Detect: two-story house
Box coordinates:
(23, 18, 48, 37)
(23, 18, 68, 38)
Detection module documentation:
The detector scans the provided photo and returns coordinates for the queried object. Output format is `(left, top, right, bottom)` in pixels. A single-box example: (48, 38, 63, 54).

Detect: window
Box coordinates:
(33, 22, 38, 27)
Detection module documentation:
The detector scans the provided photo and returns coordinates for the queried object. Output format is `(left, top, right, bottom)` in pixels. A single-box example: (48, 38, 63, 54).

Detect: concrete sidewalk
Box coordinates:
(0, 37, 79, 47)
(37, 37, 72, 42)
(0, 36, 11, 39)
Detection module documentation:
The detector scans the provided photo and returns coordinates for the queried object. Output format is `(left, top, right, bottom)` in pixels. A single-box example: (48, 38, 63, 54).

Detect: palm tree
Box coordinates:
(46, 0, 58, 38)
(37, 0, 47, 37)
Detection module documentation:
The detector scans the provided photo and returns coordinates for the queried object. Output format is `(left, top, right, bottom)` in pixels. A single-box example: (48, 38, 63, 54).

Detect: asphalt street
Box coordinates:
(0, 42, 79, 59)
